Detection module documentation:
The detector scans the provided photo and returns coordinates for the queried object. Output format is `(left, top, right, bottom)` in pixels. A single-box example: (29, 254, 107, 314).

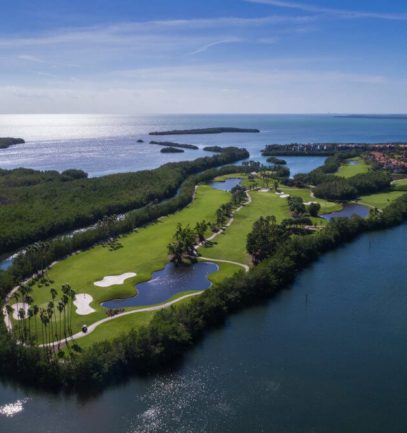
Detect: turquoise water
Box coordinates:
(1, 225, 406, 432)
(1, 114, 407, 176)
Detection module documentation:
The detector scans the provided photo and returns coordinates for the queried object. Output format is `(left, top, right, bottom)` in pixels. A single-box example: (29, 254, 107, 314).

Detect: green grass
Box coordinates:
(20, 185, 230, 343)
(335, 157, 370, 178)
(279, 186, 342, 214)
(359, 190, 406, 209)
(392, 178, 407, 191)
(13, 180, 338, 347)
(203, 191, 290, 264)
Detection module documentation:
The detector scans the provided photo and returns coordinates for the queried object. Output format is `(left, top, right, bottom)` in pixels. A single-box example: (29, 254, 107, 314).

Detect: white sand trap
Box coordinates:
(94, 272, 136, 288)
(11, 303, 29, 320)
(279, 193, 290, 198)
(304, 201, 318, 205)
(74, 294, 95, 315)
(259, 188, 270, 192)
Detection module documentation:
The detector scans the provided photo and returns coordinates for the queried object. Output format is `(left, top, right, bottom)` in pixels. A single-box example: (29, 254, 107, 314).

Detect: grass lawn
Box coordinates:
(279, 186, 342, 214)
(202, 191, 290, 265)
(392, 178, 407, 191)
(336, 157, 370, 178)
(359, 190, 406, 209)
(17, 185, 230, 344)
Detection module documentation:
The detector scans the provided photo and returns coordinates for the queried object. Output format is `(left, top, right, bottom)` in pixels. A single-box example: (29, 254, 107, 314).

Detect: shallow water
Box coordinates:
(321, 203, 370, 220)
(102, 261, 218, 309)
(1, 225, 406, 433)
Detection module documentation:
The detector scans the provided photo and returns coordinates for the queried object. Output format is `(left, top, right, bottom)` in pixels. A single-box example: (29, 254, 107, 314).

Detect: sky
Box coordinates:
(1, 0, 407, 114)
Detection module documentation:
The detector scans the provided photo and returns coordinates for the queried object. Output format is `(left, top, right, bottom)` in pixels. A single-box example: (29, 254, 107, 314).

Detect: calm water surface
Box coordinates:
(321, 203, 370, 220)
(1, 224, 406, 433)
(102, 262, 218, 309)
(1, 114, 407, 176)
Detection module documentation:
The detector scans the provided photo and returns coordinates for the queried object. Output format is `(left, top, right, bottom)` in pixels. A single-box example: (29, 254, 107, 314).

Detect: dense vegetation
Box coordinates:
(0, 152, 249, 300)
(150, 141, 199, 150)
(149, 127, 260, 135)
(0, 137, 25, 149)
(0, 148, 248, 255)
(160, 147, 184, 153)
(0, 191, 405, 391)
(292, 152, 391, 201)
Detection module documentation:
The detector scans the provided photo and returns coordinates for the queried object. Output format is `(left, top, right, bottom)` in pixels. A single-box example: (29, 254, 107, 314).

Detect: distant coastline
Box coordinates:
(336, 114, 407, 120)
(0, 137, 25, 149)
(149, 127, 260, 136)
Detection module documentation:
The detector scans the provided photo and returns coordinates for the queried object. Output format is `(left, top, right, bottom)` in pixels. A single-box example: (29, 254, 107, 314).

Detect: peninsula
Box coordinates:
(149, 127, 260, 135)
(0, 137, 25, 149)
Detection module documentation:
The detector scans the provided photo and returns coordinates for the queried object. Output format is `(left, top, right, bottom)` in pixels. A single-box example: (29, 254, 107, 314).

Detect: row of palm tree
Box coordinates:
(5, 283, 76, 355)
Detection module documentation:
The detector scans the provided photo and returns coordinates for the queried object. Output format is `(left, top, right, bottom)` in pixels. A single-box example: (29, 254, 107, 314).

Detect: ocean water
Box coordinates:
(1, 114, 407, 176)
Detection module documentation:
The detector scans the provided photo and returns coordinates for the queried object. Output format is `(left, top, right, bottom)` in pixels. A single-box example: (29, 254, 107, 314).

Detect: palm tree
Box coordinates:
(18, 308, 26, 341)
(32, 304, 39, 341)
(68, 287, 76, 336)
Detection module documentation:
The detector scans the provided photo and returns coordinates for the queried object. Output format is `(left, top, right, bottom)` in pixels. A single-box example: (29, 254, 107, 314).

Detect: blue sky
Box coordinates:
(1, 0, 407, 114)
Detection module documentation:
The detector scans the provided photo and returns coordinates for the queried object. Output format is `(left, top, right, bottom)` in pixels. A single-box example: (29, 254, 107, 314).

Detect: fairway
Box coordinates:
(359, 190, 406, 209)
(336, 157, 370, 178)
(203, 191, 290, 264)
(393, 178, 407, 191)
(19, 185, 230, 343)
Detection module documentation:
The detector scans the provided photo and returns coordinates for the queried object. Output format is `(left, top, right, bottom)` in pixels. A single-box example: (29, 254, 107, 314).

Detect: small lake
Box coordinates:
(321, 203, 370, 220)
(210, 178, 242, 191)
(101, 261, 218, 309)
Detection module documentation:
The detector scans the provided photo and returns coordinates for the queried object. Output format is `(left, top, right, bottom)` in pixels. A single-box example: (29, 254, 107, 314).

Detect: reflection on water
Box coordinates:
(102, 261, 218, 309)
(0, 399, 29, 418)
(321, 203, 370, 220)
(210, 178, 241, 191)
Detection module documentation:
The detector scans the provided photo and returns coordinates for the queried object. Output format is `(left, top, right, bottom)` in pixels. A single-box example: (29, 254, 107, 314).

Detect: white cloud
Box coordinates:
(247, 0, 407, 21)
(188, 38, 243, 55)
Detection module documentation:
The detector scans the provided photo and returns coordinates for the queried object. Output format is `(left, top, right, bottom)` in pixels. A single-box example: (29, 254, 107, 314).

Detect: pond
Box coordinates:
(210, 177, 242, 191)
(321, 203, 370, 220)
(101, 261, 218, 309)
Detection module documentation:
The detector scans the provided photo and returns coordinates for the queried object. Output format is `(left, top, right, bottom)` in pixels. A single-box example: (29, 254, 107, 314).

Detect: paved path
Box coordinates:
(40, 291, 203, 347)
(198, 257, 249, 273)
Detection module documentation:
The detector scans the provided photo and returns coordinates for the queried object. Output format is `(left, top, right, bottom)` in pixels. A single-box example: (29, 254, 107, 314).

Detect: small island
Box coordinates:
(160, 146, 185, 153)
(150, 140, 199, 150)
(203, 146, 224, 152)
(149, 127, 260, 136)
(0, 137, 25, 149)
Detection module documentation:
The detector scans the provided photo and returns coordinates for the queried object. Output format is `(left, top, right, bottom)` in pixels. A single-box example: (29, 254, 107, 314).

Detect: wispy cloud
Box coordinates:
(248, 0, 407, 21)
(188, 38, 243, 55)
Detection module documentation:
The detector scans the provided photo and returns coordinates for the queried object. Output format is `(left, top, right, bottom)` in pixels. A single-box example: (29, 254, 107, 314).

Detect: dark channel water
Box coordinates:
(1, 224, 406, 433)
(102, 262, 218, 309)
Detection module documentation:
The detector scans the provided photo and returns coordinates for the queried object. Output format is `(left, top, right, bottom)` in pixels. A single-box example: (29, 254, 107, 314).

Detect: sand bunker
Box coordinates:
(259, 188, 270, 192)
(74, 294, 96, 315)
(304, 201, 318, 205)
(11, 303, 29, 320)
(94, 272, 136, 287)
(279, 193, 290, 198)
